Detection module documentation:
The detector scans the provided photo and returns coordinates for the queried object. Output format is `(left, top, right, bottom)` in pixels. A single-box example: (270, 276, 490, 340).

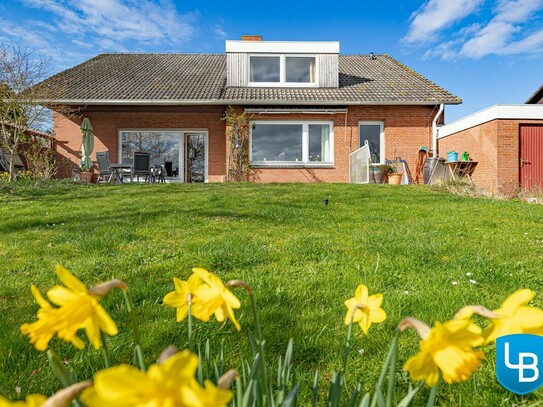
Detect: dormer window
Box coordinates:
(249, 55, 317, 86)
(226, 40, 339, 88)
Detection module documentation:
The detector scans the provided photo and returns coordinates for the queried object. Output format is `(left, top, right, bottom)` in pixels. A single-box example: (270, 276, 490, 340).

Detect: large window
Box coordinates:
(359, 121, 384, 164)
(249, 55, 317, 86)
(251, 121, 332, 165)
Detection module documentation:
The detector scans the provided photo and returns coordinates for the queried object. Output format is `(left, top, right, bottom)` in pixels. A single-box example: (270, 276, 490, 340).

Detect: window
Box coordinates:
(251, 121, 333, 165)
(285, 57, 316, 83)
(250, 56, 280, 83)
(249, 55, 317, 86)
(358, 121, 384, 164)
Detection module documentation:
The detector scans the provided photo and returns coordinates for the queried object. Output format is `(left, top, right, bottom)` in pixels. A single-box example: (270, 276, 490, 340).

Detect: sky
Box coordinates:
(1, 0, 543, 123)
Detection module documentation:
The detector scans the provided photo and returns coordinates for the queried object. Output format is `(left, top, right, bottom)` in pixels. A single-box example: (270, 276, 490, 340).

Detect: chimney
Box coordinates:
(241, 35, 262, 41)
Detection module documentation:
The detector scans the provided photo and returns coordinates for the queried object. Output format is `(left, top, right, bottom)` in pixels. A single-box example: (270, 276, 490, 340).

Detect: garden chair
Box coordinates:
(96, 151, 114, 183)
(132, 152, 151, 183)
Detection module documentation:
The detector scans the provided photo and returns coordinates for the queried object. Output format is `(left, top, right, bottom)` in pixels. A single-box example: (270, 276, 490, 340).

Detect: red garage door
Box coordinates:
(520, 125, 543, 190)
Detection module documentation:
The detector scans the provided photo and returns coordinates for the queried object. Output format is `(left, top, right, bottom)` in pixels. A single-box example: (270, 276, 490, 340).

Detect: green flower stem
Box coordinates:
(249, 291, 269, 403)
(342, 314, 355, 375)
(188, 297, 193, 351)
(100, 331, 111, 368)
(122, 289, 146, 371)
(426, 377, 440, 407)
(371, 329, 400, 407)
(385, 329, 399, 407)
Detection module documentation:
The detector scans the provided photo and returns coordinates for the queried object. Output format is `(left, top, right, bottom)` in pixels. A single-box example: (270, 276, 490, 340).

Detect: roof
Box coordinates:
(438, 104, 543, 138)
(37, 53, 461, 106)
(526, 84, 543, 104)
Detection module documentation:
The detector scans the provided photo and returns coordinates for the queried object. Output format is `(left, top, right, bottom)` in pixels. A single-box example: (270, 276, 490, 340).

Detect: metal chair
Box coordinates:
(96, 151, 113, 183)
(132, 152, 151, 183)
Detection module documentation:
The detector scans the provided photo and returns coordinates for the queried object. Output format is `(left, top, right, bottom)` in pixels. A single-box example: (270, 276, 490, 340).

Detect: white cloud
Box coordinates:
(409, 0, 543, 59)
(459, 0, 543, 58)
(213, 24, 228, 40)
(403, 0, 485, 44)
(21, 0, 198, 48)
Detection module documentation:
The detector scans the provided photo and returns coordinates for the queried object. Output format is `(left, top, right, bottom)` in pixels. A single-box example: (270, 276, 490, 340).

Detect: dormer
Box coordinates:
(225, 37, 340, 88)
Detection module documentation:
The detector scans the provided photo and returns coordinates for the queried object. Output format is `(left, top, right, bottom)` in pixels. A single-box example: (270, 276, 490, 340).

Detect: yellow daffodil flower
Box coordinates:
(21, 265, 119, 351)
(0, 394, 46, 407)
(482, 289, 543, 344)
(404, 319, 484, 387)
(344, 284, 386, 334)
(81, 349, 232, 407)
(166, 268, 242, 331)
(163, 273, 204, 322)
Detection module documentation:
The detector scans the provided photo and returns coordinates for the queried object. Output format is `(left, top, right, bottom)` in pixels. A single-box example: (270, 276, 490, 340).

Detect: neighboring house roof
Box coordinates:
(38, 53, 461, 106)
(526, 84, 543, 104)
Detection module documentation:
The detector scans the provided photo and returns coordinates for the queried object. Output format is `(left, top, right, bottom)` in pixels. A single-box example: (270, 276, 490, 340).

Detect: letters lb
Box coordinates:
(496, 334, 543, 395)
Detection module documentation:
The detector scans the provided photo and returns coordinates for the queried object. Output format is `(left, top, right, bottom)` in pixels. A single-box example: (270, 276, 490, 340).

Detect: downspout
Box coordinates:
(432, 103, 444, 157)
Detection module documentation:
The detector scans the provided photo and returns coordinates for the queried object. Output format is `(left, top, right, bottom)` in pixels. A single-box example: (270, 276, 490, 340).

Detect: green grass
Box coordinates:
(1, 182, 543, 406)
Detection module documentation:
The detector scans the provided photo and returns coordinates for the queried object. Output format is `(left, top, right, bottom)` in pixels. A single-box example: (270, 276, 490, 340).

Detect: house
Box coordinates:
(438, 102, 543, 194)
(41, 36, 461, 183)
(526, 84, 543, 104)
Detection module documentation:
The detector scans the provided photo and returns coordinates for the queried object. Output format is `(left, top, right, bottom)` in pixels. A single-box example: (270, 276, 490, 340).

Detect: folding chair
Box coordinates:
(96, 151, 114, 183)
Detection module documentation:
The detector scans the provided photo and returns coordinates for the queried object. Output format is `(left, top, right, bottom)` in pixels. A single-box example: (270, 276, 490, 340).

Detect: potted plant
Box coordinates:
(79, 163, 93, 183)
(379, 164, 402, 185)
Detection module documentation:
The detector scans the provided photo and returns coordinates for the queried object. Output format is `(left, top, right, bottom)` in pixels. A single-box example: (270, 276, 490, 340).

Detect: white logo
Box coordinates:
(505, 342, 539, 383)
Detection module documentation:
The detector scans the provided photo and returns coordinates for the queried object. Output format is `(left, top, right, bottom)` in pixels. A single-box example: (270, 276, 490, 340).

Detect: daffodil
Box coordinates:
(0, 394, 46, 407)
(483, 289, 543, 344)
(403, 318, 484, 387)
(173, 268, 242, 330)
(344, 284, 386, 334)
(163, 273, 204, 322)
(21, 265, 120, 351)
(81, 349, 232, 407)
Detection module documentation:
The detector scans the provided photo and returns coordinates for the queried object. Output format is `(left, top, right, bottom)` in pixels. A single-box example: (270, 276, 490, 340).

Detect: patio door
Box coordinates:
(183, 133, 207, 183)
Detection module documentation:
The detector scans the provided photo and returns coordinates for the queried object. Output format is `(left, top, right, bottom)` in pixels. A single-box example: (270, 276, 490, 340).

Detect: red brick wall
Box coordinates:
(238, 105, 438, 183)
(438, 119, 543, 193)
(54, 106, 226, 182)
(54, 104, 439, 183)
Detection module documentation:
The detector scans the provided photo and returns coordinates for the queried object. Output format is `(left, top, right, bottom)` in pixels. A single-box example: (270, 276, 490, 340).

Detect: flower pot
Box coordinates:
(80, 171, 93, 183)
(387, 173, 402, 185)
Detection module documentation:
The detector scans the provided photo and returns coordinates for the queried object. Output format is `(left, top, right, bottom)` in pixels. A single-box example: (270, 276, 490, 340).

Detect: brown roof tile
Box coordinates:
(38, 53, 461, 105)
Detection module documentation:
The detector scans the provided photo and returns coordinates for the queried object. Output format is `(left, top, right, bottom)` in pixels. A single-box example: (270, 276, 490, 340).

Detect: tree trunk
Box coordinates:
(9, 152, 15, 182)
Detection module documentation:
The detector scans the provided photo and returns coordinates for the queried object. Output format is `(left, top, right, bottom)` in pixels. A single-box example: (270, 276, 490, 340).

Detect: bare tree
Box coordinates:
(0, 43, 55, 181)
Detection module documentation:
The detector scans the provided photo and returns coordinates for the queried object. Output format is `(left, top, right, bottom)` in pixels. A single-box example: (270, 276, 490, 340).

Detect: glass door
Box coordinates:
(184, 133, 207, 183)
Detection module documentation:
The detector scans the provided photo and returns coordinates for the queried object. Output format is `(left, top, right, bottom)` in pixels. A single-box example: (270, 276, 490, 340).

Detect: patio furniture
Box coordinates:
(96, 151, 114, 183)
(151, 158, 166, 183)
(132, 152, 151, 183)
(110, 163, 133, 184)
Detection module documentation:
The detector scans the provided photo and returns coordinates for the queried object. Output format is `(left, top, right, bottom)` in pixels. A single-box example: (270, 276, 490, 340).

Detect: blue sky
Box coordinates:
(1, 0, 543, 122)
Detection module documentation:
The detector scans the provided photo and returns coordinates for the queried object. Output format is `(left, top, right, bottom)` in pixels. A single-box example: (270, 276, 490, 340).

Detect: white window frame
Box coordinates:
(248, 54, 319, 87)
(358, 121, 385, 164)
(117, 128, 209, 182)
(249, 120, 334, 167)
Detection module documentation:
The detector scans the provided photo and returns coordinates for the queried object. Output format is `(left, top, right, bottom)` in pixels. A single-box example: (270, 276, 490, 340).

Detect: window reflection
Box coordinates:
(250, 56, 280, 82)
(359, 124, 382, 163)
(251, 124, 303, 161)
(285, 57, 316, 83)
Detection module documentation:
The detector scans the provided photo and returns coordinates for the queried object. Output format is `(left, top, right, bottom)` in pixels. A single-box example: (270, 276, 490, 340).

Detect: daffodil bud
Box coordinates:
(43, 381, 92, 407)
(88, 279, 127, 297)
(399, 317, 431, 340)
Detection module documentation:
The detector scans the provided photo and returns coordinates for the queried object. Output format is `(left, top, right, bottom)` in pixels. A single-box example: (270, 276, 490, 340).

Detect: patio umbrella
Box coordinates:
(80, 117, 94, 170)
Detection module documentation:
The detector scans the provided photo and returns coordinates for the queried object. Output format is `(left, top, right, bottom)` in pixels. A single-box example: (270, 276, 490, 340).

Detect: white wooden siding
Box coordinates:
(227, 53, 248, 87)
(319, 54, 339, 88)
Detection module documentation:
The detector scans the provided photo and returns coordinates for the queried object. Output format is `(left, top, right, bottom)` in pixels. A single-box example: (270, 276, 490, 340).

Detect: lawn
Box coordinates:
(1, 182, 542, 406)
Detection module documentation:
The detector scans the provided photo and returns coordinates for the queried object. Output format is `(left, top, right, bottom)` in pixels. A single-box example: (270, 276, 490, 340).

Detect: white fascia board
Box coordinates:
(225, 40, 340, 54)
(438, 104, 543, 138)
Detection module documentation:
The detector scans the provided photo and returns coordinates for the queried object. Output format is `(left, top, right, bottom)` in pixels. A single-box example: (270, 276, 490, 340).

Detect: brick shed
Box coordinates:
(437, 105, 543, 193)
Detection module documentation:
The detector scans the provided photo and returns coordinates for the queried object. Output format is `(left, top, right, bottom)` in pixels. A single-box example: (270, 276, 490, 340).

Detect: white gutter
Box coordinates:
(43, 99, 461, 106)
(432, 103, 444, 157)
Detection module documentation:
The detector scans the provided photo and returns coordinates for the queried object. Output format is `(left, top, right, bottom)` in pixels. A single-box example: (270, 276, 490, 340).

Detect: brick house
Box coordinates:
(438, 95, 543, 194)
(41, 37, 461, 183)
